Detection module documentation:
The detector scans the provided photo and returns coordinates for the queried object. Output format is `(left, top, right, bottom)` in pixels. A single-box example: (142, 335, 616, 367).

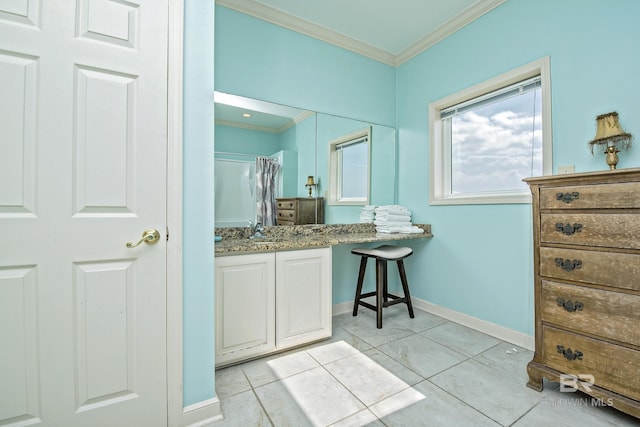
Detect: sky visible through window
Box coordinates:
(341, 141, 368, 199)
(450, 88, 542, 194)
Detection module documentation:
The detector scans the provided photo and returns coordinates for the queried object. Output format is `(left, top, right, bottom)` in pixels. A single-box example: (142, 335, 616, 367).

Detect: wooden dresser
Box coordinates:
(524, 168, 640, 418)
(276, 197, 324, 226)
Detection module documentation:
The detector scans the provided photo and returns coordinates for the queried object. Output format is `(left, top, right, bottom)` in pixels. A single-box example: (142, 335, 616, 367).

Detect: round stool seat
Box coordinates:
(351, 245, 412, 260)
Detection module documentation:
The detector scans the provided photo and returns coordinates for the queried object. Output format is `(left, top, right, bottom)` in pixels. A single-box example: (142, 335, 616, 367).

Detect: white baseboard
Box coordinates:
(181, 397, 223, 427)
(332, 298, 534, 351)
(332, 301, 353, 316)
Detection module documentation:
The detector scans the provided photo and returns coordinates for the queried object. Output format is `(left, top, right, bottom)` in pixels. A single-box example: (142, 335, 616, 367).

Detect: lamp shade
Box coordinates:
(590, 112, 632, 146)
(306, 176, 315, 186)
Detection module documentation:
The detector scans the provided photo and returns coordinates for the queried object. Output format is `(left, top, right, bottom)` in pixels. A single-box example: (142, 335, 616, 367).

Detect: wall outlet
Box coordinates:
(558, 165, 575, 174)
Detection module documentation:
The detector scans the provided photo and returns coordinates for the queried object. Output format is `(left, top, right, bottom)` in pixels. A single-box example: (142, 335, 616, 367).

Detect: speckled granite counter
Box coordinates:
(214, 223, 432, 255)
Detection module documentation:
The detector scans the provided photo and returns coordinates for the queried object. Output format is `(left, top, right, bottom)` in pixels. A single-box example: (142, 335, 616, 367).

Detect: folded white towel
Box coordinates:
(376, 208, 411, 217)
(375, 213, 411, 222)
(376, 225, 424, 234)
(374, 220, 413, 226)
(375, 204, 410, 212)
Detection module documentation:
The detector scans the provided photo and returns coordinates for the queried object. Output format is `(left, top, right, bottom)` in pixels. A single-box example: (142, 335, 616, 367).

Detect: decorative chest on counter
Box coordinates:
(524, 168, 640, 419)
(276, 197, 324, 226)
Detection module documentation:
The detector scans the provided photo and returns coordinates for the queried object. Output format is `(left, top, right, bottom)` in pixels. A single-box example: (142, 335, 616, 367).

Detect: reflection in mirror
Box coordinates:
(214, 92, 317, 227)
(316, 113, 397, 224)
(214, 92, 397, 226)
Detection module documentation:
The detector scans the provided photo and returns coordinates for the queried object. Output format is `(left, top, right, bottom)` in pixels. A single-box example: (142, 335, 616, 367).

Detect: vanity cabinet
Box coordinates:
(524, 169, 640, 419)
(276, 197, 324, 225)
(215, 247, 332, 366)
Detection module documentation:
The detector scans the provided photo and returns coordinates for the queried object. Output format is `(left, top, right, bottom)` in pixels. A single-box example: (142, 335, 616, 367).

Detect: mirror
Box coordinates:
(214, 92, 396, 226)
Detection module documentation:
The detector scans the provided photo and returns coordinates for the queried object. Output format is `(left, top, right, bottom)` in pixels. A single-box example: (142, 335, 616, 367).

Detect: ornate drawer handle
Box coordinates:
(557, 345, 583, 361)
(556, 297, 584, 312)
(556, 192, 580, 203)
(555, 258, 582, 272)
(555, 223, 583, 236)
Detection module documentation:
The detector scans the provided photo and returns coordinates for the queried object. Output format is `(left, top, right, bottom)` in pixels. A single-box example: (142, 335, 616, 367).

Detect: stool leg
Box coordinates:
(376, 259, 385, 328)
(382, 260, 389, 303)
(397, 260, 415, 318)
(352, 256, 368, 316)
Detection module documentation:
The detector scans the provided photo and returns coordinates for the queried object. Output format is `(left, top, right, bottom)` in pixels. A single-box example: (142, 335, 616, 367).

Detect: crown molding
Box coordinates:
(216, 0, 396, 65)
(395, 0, 507, 65)
(215, 118, 281, 134)
(216, 0, 506, 67)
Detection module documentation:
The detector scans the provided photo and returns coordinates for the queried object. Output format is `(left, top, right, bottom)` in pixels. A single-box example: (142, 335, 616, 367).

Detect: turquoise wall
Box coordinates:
(183, 1, 215, 406)
(194, 0, 640, 408)
(396, 0, 640, 335)
(215, 125, 280, 156)
(214, 6, 396, 126)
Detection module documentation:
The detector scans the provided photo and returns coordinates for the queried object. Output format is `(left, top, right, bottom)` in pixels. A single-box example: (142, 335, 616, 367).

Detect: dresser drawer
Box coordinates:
(540, 247, 640, 291)
(277, 210, 295, 224)
(542, 326, 640, 401)
(541, 280, 640, 346)
(541, 213, 640, 249)
(541, 182, 640, 209)
(277, 200, 295, 210)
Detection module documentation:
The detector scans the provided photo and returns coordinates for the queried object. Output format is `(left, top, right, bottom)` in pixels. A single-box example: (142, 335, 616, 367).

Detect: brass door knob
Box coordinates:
(126, 229, 161, 248)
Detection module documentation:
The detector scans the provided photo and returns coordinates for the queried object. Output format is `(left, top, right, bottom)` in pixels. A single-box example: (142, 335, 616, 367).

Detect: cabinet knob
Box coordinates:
(556, 345, 583, 361)
(556, 297, 584, 313)
(554, 258, 582, 272)
(556, 192, 580, 203)
(555, 223, 583, 236)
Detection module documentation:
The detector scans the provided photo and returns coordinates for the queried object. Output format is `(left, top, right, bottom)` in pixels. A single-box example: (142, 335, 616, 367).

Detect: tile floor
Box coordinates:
(213, 305, 639, 426)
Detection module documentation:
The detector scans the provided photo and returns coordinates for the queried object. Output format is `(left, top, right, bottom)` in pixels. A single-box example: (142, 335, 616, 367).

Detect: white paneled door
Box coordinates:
(0, 1, 169, 426)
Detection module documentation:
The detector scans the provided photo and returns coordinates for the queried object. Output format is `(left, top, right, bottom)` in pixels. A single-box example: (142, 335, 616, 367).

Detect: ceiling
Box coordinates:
(216, 0, 507, 66)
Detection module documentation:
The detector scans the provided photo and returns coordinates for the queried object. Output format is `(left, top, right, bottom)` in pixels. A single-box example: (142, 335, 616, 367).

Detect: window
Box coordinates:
(328, 128, 371, 205)
(429, 57, 552, 205)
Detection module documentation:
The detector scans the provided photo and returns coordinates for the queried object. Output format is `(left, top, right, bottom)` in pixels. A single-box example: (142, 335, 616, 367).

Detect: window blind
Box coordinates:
(440, 76, 541, 119)
(336, 136, 368, 150)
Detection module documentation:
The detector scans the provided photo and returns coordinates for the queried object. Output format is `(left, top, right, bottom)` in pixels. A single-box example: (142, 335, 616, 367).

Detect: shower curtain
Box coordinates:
(256, 157, 281, 226)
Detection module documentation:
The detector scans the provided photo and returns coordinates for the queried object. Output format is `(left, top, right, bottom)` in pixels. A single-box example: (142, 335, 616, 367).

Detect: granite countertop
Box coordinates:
(214, 223, 432, 255)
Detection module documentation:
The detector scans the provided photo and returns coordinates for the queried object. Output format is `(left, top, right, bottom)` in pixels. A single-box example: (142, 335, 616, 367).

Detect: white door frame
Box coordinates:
(166, 1, 221, 426)
(166, 1, 185, 425)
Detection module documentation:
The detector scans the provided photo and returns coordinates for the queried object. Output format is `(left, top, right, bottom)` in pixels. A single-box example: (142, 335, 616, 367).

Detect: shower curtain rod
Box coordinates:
(214, 151, 278, 160)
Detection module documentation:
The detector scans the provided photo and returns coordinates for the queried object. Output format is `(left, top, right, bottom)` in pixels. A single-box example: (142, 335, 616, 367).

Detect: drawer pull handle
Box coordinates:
(556, 192, 580, 203)
(556, 297, 584, 312)
(555, 223, 583, 236)
(554, 258, 582, 272)
(557, 345, 583, 361)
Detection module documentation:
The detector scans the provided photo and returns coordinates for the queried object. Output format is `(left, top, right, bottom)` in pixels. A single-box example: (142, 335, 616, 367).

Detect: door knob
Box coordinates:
(126, 229, 161, 248)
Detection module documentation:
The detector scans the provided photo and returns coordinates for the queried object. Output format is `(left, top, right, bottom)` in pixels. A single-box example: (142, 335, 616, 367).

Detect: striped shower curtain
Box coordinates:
(256, 157, 281, 226)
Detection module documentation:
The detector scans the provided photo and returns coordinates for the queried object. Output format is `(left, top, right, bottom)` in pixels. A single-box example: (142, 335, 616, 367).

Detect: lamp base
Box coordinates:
(605, 146, 619, 170)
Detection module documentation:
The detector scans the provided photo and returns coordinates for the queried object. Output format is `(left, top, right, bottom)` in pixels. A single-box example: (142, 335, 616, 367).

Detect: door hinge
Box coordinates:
(166, 226, 169, 242)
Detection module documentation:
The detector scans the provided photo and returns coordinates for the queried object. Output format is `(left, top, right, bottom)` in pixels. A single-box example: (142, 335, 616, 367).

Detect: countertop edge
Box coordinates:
(214, 224, 433, 255)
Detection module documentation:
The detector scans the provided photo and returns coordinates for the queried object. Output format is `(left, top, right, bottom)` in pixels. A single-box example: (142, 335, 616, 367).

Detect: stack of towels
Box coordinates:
(359, 205, 376, 223)
(374, 205, 424, 234)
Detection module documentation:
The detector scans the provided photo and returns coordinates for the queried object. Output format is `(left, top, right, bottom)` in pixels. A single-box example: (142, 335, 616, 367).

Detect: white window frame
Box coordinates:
(328, 127, 371, 205)
(429, 57, 553, 205)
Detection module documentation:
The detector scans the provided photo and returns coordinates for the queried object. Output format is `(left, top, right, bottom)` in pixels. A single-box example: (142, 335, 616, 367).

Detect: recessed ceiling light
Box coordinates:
(242, 113, 252, 118)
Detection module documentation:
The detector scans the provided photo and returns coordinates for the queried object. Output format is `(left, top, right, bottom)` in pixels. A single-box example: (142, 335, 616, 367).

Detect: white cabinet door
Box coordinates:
(276, 248, 332, 349)
(215, 253, 276, 366)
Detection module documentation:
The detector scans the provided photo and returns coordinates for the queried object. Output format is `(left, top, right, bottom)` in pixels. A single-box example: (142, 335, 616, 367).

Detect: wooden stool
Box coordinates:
(351, 245, 415, 328)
